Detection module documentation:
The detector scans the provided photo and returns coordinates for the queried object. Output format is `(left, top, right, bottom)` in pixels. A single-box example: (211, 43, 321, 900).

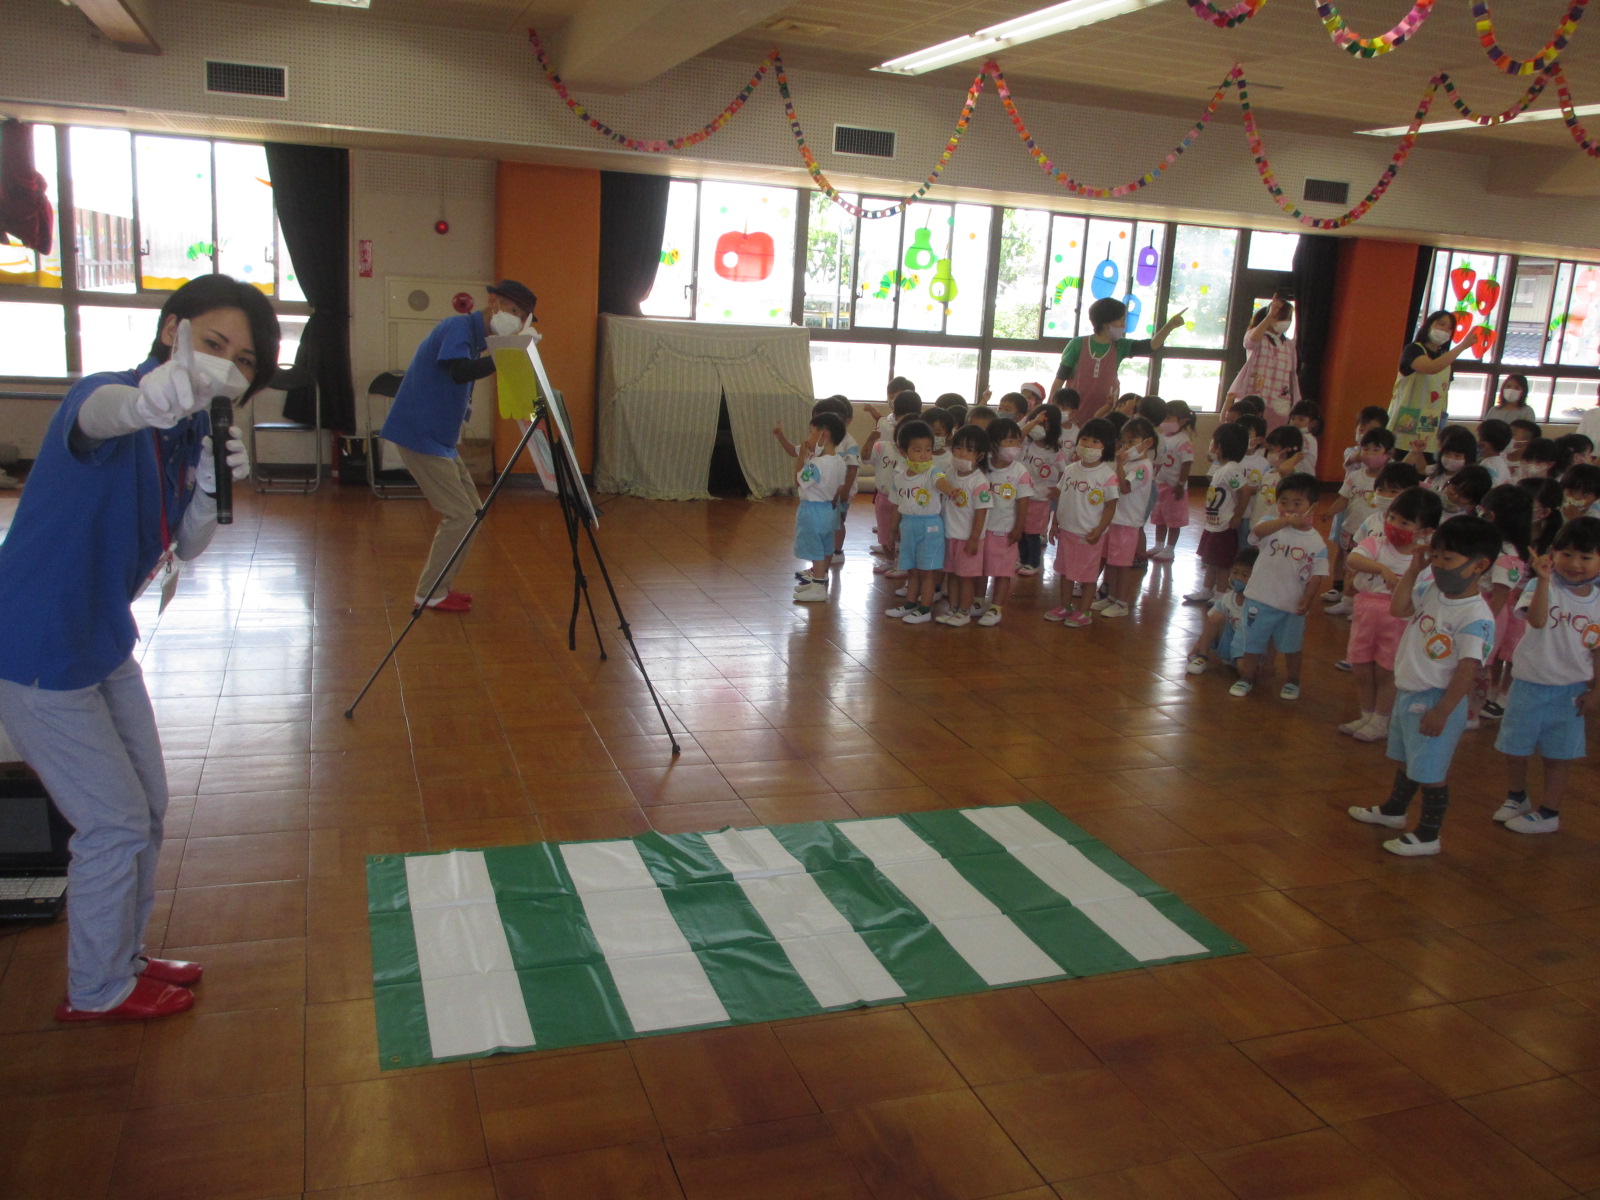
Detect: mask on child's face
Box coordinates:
(1384, 522, 1416, 549)
(1078, 447, 1104, 465)
(994, 446, 1020, 465)
(1552, 568, 1600, 592)
(1440, 454, 1466, 474)
(1374, 494, 1396, 513)
(1027, 425, 1046, 442)
(933, 436, 947, 452)
(1361, 451, 1389, 471)
(906, 459, 932, 475)
(1230, 577, 1247, 593)
(1431, 562, 1481, 595)
(954, 457, 978, 475)
(1159, 419, 1179, 436)
(1523, 463, 1549, 478)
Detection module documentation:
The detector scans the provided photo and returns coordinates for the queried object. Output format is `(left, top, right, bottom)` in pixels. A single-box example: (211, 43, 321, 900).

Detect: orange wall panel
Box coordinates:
(493, 163, 601, 473)
(1319, 238, 1421, 481)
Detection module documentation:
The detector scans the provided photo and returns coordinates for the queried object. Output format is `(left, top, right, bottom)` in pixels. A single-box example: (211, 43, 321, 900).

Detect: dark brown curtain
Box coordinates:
(598, 171, 670, 317)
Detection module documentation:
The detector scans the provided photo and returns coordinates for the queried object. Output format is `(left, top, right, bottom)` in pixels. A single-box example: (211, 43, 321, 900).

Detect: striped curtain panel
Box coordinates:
(596, 317, 815, 500)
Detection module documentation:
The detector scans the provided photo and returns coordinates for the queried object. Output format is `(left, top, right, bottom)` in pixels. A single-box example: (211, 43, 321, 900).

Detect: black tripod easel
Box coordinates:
(344, 397, 681, 757)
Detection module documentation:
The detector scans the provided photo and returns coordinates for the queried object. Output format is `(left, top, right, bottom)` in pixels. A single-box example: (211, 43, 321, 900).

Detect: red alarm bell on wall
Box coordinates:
(435, 219, 450, 235)
(713, 230, 775, 283)
(452, 292, 474, 313)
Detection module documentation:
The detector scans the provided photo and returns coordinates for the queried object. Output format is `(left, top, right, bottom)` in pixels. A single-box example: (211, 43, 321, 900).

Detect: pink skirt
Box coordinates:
(1103, 524, 1138, 568)
(1346, 592, 1406, 670)
(945, 536, 987, 578)
(1054, 531, 1104, 584)
(982, 532, 1020, 577)
(1153, 482, 1189, 529)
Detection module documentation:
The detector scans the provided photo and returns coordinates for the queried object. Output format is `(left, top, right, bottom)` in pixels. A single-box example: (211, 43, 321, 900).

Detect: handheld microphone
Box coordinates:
(210, 397, 233, 525)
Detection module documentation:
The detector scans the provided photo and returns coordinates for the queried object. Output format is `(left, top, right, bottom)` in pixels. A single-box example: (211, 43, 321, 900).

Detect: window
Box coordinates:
(641, 180, 699, 319)
(0, 124, 308, 380)
(1414, 247, 1600, 422)
(1165, 225, 1238, 351)
(1246, 231, 1299, 272)
(695, 181, 795, 326)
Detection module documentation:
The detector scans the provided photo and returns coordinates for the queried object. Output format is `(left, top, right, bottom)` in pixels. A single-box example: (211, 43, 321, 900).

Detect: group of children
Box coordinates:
(782, 379, 1600, 860)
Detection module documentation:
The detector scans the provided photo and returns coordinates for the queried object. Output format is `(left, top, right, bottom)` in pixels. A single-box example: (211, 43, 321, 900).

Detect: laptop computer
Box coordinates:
(0, 778, 72, 922)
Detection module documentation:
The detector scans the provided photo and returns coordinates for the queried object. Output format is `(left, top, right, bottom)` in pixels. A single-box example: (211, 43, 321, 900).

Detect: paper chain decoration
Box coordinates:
(1316, 0, 1434, 57)
(1184, 1, 1270, 30)
(1475, 0, 1589, 75)
(1555, 69, 1600, 154)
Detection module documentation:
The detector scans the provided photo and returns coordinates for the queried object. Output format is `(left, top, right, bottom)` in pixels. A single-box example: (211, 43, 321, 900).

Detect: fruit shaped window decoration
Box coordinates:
(1472, 324, 1498, 359)
(904, 227, 938, 271)
(1135, 235, 1161, 287)
(1449, 263, 1477, 303)
(1475, 276, 1501, 317)
(1090, 243, 1120, 299)
(928, 258, 958, 305)
(1451, 310, 1475, 344)
(713, 229, 775, 282)
(1123, 293, 1143, 333)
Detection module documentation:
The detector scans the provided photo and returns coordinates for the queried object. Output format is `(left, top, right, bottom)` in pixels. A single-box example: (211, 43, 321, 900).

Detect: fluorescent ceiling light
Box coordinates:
(875, 0, 1171, 75)
(310, 0, 370, 8)
(1356, 103, 1599, 137)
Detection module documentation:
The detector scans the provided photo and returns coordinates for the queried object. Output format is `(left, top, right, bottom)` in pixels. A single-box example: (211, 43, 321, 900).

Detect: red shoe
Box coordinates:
(447, 589, 473, 603)
(425, 592, 472, 614)
(140, 956, 203, 987)
(56, 975, 195, 1023)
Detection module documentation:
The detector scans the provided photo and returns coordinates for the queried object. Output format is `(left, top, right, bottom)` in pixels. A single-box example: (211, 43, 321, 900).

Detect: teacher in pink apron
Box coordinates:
(1049, 297, 1186, 418)
(1388, 310, 1472, 457)
(1227, 296, 1299, 429)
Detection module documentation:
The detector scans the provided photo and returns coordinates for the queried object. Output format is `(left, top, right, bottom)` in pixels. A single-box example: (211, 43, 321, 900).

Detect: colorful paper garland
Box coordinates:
(1555, 68, 1600, 155)
(1185, 0, 1270, 30)
(1475, 0, 1589, 76)
(528, 28, 775, 152)
(1317, 0, 1435, 57)
(1440, 69, 1554, 125)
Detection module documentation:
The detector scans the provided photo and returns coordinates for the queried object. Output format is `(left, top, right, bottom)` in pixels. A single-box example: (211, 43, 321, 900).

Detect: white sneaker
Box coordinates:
(1016, 564, 1040, 576)
(1353, 714, 1389, 743)
(1321, 587, 1344, 604)
(936, 611, 971, 627)
(1089, 596, 1114, 612)
(1349, 806, 1407, 829)
(1228, 680, 1253, 697)
(1325, 597, 1354, 616)
(886, 604, 917, 618)
(1100, 601, 1130, 619)
(1186, 654, 1208, 675)
(894, 585, 908, 598)
(1505, 810, 1560, 834)
(902, 606, 934, 625)
(1492, 797, 1533, 823)
(793, 582, 829, 603)
(977, 606, 1002, 626)
(1279, 682, 1301, 701)
(1339, 714, 1373, 736)
(872, 561, 893, 575)
(1184, 589, 1214, 605)
(831, 552, 846, 564)
(0, 469, 19, 490)
(1384, 833, 1440, 857)
(1148, 547, 1175, 562)
(969, 601, 987, 617)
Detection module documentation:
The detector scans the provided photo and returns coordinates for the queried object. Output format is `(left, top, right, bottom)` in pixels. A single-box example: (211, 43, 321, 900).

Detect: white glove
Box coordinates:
(196, 426, 250, 494)
(132, 320, 205, 429)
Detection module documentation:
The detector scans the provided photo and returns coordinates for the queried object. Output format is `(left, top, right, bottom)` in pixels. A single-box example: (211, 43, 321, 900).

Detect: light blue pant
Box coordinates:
(0, 656, 167, 1010)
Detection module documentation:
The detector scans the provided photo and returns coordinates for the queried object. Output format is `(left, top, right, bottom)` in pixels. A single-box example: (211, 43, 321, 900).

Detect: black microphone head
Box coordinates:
(209, 396, 234, 525)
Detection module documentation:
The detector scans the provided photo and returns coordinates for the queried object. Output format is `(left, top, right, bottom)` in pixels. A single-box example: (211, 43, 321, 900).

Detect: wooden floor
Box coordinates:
(2, 481, 1599, 1200)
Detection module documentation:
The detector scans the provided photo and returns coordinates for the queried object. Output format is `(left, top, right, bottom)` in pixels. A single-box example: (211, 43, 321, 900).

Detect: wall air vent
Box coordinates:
(205, 61, 287, 100)
(1303, 178, 1350, 205)
(833, 126, 896, 159)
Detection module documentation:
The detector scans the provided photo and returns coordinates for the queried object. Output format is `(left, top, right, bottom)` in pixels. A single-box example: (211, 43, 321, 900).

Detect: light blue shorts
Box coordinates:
(1495, 679, 1588, 760)
(1214, 617, 1243, 665)
(898, 514, 946, 571)
(794, 500, 836, 563)
(1241, 600, 1306, 655)
(1388, 686, 1470, 785)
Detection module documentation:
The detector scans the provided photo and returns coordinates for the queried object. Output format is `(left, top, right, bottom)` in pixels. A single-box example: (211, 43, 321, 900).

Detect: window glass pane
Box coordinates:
(992, 208, 1047, 339)
(1560, 263, 1600, 367)
(1157, 358, 1222, 412)
(1116, 358, 1151, 398)
(1444, 372, 1488, 422)
(275, 216, 305, 303)
(276, 316, 309, 370)
(1128, 221, 1165, 339)
(802, 190, 854, 330)
(79, 305, 158, 374)
(896, 202, 950, 333)
(70, 127, 136, 293)
(1043, 214, 1085, 339)
(1545, 262, 1574, 365)
(1515, 376, 1556, 423)
(1166, 225, 1237, 350)
(854, 203, 903, 330)
(1076, 219, 1135, 338)
(1552, 377, 1599, 425)
(0, 303, 66, 375)
(1502, 259, 1556, 367)
(215, 142, 274, 295)
(944, 204, 991, 337)
(809, 340, 890, 400)
(695, 181, 795, 325)
(643, 180, 698, 319)
(892, 344, 978, 404)
(988, 349, 1060, 398)
(1246, 231, 1299, 272)
(135, 135, 213, 291)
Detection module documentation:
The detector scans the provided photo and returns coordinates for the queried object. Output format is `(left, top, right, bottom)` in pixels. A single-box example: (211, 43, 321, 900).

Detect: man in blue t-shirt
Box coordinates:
(380, 279, 537, 614)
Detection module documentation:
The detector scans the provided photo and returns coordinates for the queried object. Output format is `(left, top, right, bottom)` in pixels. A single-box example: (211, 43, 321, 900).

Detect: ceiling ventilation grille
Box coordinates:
(205, 61, 287, 100)
(833, 125, 896, 159)
(1303, 178, 1349, 205)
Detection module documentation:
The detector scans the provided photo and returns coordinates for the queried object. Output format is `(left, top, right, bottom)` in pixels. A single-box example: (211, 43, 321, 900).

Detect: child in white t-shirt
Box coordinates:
(1187, 423, 1252, 605)
(1232, 414, 1271, 532)
(1229, 473, 1330, 701)
(1018, 404, 1066, 576)
(977, 417, 1034, 626)
(935, 425, 995, 627)
(1477, 418, 1514, 487)
(1047, 417, 1119, 628)
(1477, 483, 1533, 721)
(792, 413, 849, 603)
(885, 417, 945, 624)
(1348, 515, 1500, 856)
(1288, 400, 1322, 473)
(1323, 426, 1397, 615)
(1187, 548, 1257, 675)
(1101, 417, 1157, 620)
(1150, 401, 1195, 563)
(1340, 480, 1442, 741)
(1244, 426, 1307, 548)
(864, 389, 923, 574)
(1491, 517, 1600, 834)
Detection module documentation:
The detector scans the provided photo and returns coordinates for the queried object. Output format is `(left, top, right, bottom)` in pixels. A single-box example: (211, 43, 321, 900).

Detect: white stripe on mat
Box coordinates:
(964, 806, 1209, 961)
(404, 851, 536, 1059)
(835, 818, 1061, 985)
(560, 840, 729, 1032)
(702, 828, 904, 1009)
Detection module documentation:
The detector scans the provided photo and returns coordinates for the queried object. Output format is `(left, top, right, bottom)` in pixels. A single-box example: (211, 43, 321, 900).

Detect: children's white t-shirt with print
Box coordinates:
(985, 460, 1035, 536)
(1299, 431, 1319, 469)
(797, 453, 847, 503)
(1239, 451, 1270, 494)
(1339, 467, 1384, 536)
(932, 449, 954, 479)
(1157, 432, 1194, 488)
(941, 467, 995, 539)
(1393, 581, 1495, 693)
(1350, 530, 1417, 596)
(893, 463, 946, 516)
(1488, 541, 1528, 596)
(1243, 469, 1285, 539)
(1244, 525, 1330, 612)
(1024, 441, 1065, 496)
(1203, 461, 1249, 533)
(1111, 454, 1156, 529)
(1209, 588, 1246, 649)
(1480, 454, 1510, 486)
(1059, 425, 1080, 465)
(1511, 583, 1600, 686)
(837, 433, 862, 497)
(1056, 460, 1120, 537)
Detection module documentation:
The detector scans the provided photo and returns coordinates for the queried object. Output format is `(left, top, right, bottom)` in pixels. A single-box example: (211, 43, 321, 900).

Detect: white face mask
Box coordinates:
(1078, 447, 1103, 465)
(490, 310, 525, 336)
(1028, 425, 1046, 442)
(1272, 321, 1291, 335)
(1427, 328, 1450, 346)
(933, 436, 947, 452)
(955, 458, 978, 475)
(1501, 388, 1523, 403)
(192, 351, 250, 402)
(1123, 445, 1145, 461)
(1106, 325, 1126, 340)
(995, 446, 1020, 465)
(1440, 454, 1466, 474)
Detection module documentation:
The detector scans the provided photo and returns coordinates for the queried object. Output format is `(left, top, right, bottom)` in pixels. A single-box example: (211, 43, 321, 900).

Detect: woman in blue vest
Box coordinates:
(0, 275, 275, 1021)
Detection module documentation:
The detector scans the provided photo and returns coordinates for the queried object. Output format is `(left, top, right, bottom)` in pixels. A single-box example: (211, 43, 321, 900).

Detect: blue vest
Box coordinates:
(379, 311, 487, 458)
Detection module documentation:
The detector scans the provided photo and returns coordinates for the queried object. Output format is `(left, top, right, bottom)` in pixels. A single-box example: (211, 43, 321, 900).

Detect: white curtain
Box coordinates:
(596, 317, 815, 500)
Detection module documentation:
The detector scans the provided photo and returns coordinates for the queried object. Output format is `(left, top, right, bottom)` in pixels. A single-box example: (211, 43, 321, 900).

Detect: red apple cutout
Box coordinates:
(713, 231, 775, 283)
(1471, 325, 1497, 358)
(1450, 265, 1477, 301)
(1475, 278, 1501, 316)
(1452, 310, 1474, 343)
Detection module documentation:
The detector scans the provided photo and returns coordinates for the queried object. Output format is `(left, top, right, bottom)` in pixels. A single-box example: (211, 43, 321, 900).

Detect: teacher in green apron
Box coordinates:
(1389, 310, 1472, 457)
